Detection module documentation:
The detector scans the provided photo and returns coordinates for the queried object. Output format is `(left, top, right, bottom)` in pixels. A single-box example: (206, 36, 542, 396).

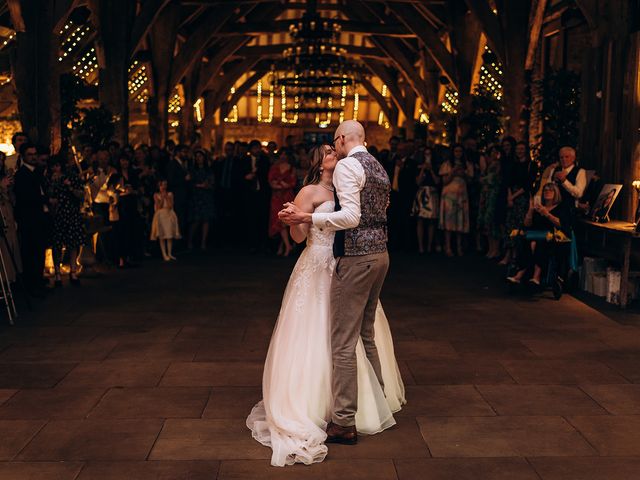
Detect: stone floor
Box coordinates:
(0, 249, 639, 479)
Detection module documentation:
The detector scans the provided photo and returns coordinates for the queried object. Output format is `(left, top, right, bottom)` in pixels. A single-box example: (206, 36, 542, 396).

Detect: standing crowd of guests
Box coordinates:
(0, 128, 595, 298)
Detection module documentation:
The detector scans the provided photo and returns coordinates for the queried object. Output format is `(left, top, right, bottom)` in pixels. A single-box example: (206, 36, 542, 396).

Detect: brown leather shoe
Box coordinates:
(326, 421, 357, 445)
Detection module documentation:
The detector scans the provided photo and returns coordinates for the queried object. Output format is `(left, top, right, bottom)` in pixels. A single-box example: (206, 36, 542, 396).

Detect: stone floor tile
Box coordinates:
(500, 359, 627, 384)
(520, 338, 613, 358)
(0, 339, 117, 363)
(0, 388, 105, 419)
(16, 419, 163, 461)
(394, 458, 540, 480)
(397, 386, 495, 417)
(106, 341, 201, 361)
(580, 384, 640, 414)
(393, 340, 459, 360)
(476, 385, 607, 416)
(0, 363, 76, 388)
(0, 420, 45, 460)
(194, 340, 268, 361)
(407, 359, 515, 385)
(148, 419, 270, 460)
(89, 387, 210, 418)
(95, 326, 182, 343)
(567, 416, 640, 456)
(0, 462, 83, 480)
(202, 387, 261, 418)
(530, 457, 640, 479)
(76, 461, 219, 480)
(325, 418, 430, 459)
(160, 362, 263, 387)
(174, 326, 245, 342)
(599, 355, 640, 383)
(450, 340, 535, 360)
(0, 389, 16, 405)
(417, 416, 596, 457)
(57, 362, 169, 388)
(218, 459, 398, 479)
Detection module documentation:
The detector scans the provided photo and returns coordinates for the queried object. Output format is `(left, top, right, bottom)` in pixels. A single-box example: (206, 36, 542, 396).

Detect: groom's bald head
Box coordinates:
(334, 120, 365, 158)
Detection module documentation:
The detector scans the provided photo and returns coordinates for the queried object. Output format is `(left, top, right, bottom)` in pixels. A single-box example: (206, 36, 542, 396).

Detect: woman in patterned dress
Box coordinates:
(188, 149, 215, 250)
(439, 144, 473, 256)
(412, 147, 440, 254)
(477, 145, 503, 259)
(47, 156, 85, 286)
(268, 148, 297, 256)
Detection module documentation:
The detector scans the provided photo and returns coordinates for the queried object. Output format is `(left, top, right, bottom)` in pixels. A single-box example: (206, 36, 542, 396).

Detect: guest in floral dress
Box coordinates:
(412, 147, 440, 254)
(477, 145, 502, 259)
(268, 148, 296, 256)
(188, 149, 214, 250)
(47, 157, 85, 286)
(439, 144, 473, 256)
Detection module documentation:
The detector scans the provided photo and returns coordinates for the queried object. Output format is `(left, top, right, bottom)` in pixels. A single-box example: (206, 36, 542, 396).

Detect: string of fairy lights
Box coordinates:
(72, 48, 98, 84)
(58, 21, 91, 62)
(478, 46, 503, 100)
(168, 89, 182, 114)
(128, 61, 149, 104)
(441, 88, 459, 115)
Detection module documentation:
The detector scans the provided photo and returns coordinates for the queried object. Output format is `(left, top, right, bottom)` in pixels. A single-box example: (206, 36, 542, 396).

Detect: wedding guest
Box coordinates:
(150, 179, 181, 261)
(547, 146, 586, 211)
(412, 146, 440, 254)
(439, 144, 473, 256)
(477, 145, 502, 259)
(90, 147, 117, 263)
(188, 149, 214, 250)
(243, 139, 270, 252)
(500, 141, 535, 265)
(110, 155, 140, 268)
(0, 157, 22, 282)
(167, 144, 192, 236)
(47, 156, 85, 286)
(5, 132, 28, 172)
(507, 183, 572, 285)
(13, 142, 51, 295)
(387, 142, 417, 251)
(268, 148, 296, 256)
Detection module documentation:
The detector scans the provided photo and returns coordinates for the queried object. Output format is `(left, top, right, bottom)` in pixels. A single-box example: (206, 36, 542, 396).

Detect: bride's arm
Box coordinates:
(289, 186, 315, 243)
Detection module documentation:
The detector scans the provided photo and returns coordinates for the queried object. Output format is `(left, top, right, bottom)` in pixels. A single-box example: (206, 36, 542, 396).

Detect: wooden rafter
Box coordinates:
(216, 20, 413, 37)
(464, 0, 506, 63)
(235, 44, 389, 61)
(219, 69, 267, 118)
(363, 59, 413, 121)
(169, 4, 242, 88)
(208, 57, 262, 116)
(386, 2, 458, 89)
(130, 0, 173, 56)
(525, 0, 547, 70)
(360, 77, 398, 127)
(7, 0, 25, 32)
(53, 0, 82, 34)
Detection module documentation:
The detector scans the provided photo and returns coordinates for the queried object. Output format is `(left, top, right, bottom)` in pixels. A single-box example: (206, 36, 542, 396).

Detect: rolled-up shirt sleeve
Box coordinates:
(562, 168, 587, 199)
(311, 157, 364, 231)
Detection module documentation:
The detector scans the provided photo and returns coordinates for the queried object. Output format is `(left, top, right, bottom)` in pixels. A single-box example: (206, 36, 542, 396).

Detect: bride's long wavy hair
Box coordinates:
(303, 144, 330, 186)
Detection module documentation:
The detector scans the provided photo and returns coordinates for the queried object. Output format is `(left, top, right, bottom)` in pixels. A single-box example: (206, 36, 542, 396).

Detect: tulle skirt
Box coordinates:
(246, 244, 405, 466)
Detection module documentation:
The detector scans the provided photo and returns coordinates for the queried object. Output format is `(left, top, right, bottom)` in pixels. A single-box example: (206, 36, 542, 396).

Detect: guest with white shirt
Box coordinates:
(547, 146, 586, 210)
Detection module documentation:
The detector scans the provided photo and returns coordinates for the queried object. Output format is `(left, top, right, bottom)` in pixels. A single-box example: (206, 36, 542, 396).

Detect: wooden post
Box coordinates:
(148, 0, 180, 146)
(201, 90, 216, 151)
(12, 0, 57, 147)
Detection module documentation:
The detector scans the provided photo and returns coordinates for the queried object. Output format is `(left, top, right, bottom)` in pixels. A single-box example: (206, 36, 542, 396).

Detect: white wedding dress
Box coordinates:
(246, 201, 406, 467)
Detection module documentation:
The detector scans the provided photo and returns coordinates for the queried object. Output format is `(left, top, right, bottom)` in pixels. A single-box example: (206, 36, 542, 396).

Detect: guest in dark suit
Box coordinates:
(243, 140, 271, 251)
(167, 144, 192, 237)
(13, 143, 51, 295)
(214, 141, 244, 245)
(387, 142, 418, 251)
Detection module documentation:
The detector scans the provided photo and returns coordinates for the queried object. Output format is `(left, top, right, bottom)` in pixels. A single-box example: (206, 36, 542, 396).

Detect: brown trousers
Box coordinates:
(330, 251, 389, 427)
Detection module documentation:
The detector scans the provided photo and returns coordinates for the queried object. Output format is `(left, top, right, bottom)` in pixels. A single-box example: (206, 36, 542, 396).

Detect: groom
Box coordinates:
(279, 120, 391, 445)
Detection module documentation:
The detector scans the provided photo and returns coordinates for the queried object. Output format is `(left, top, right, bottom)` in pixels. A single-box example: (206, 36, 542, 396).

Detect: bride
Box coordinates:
(246, 144, 405, 467)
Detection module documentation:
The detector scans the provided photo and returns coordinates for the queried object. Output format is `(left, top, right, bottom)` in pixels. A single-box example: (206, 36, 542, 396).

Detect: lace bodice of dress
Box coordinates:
(306, 201, 335, 248)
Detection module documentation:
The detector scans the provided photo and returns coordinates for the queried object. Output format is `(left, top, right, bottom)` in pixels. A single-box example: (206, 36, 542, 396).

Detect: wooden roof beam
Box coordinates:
(7, 0, 25, 32)
(169, 4, 243, 88)
(216, 20, 413, 37)
(360, 77, 398, 127)
(219, 68, 267, 118)
(235, 44, 389, 61)
(130, 0, 174, 56)
(463, 0, 505, 63)
(386, 2, 458, 89)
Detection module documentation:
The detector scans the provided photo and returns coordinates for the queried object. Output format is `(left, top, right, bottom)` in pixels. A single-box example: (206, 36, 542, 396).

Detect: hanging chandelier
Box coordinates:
(275, 7, 364, 124)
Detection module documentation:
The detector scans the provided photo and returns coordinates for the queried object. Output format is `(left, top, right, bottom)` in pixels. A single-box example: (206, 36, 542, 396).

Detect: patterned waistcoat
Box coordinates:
(333, 151, 390, 257)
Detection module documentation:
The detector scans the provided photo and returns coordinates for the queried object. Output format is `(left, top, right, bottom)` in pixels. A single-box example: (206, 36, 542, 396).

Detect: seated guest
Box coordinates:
(13, 142, 51, 295)
(507, 183, 573, 286)
(546, 146, 586, 211)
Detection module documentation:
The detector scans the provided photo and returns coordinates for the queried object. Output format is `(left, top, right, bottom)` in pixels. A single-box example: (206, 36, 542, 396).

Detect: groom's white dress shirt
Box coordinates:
(312, 145, 367, 232)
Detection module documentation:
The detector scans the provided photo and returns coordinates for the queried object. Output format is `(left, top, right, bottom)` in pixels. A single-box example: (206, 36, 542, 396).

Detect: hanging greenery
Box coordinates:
(461, 85, 505, 148)
(60, 73, 97, 147)
(531, 68, 581, 167)
(74, 106, 116, 148)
